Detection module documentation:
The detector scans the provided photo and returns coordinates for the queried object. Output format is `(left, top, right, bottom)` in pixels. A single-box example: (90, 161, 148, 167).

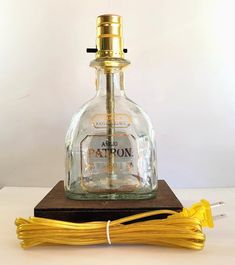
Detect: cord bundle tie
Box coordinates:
(106, 220, 112, 245)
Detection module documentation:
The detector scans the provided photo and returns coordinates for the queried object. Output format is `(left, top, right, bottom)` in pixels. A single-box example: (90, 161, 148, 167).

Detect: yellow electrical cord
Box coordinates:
(15, 199, 214, 250)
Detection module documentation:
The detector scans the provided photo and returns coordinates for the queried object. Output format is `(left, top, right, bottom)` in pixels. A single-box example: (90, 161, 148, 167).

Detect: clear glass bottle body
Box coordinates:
(65, 68, 157, 200)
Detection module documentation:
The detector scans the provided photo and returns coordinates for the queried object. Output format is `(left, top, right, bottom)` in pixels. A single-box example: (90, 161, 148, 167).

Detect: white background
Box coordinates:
(0, 0, 234, 188)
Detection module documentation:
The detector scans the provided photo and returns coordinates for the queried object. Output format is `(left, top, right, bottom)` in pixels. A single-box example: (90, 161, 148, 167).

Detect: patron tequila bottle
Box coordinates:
(65, 14, 157, 200)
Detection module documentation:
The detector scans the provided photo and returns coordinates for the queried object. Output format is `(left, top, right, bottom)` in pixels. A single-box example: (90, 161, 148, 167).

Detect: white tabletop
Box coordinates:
(0, 185, 234, 265)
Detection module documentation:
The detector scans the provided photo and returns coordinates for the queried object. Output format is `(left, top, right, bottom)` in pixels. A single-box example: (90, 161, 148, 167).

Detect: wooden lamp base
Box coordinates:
(34, 180, 182, 222)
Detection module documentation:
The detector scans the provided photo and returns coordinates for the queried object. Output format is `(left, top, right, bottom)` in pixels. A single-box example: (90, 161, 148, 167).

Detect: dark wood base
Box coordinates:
(34, 180, 182, 222)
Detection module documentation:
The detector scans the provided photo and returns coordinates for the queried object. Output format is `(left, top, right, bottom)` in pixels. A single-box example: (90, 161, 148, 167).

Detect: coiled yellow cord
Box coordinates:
(15, 199, 214, 250)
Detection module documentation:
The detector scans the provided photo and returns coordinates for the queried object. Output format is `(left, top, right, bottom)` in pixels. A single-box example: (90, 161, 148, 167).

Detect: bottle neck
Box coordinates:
(95, 68, 126, 97)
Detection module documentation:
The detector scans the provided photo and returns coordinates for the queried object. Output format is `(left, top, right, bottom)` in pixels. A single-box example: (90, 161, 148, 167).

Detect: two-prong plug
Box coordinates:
(167, 199, 225, 228)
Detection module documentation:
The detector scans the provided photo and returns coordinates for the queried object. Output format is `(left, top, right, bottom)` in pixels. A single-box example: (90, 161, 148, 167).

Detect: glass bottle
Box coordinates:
(65, 14, 157, 200)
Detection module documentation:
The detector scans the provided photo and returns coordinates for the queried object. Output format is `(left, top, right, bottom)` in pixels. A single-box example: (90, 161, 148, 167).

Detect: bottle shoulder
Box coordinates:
(79, 95, 153, 122)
